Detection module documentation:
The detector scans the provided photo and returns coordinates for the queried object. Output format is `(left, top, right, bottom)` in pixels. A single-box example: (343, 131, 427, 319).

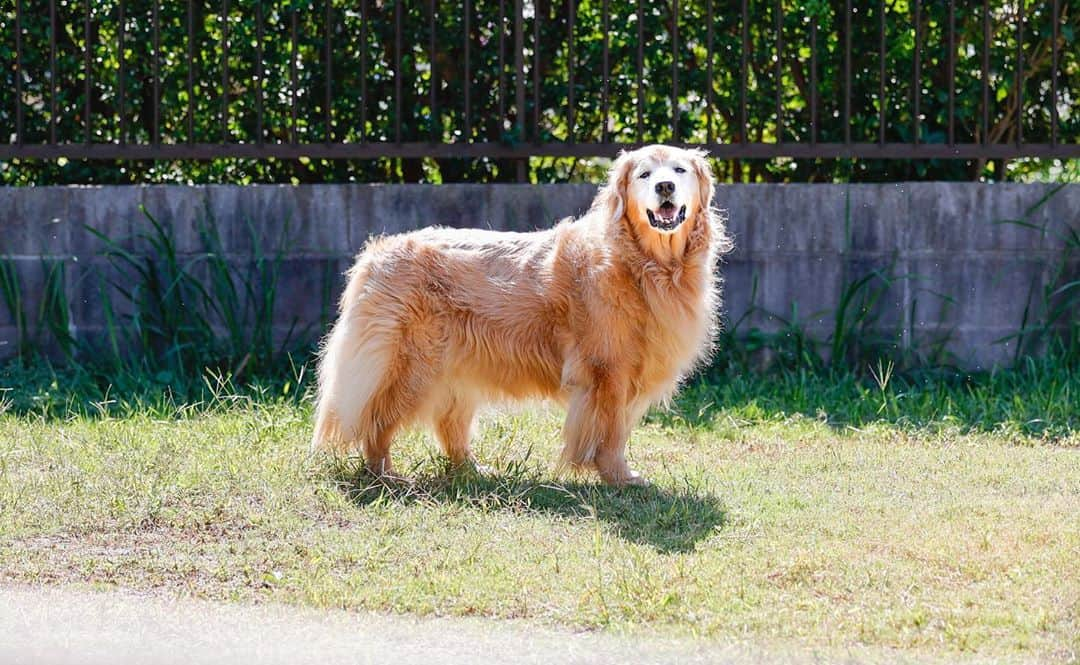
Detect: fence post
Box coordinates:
(514, 0, 526, 182)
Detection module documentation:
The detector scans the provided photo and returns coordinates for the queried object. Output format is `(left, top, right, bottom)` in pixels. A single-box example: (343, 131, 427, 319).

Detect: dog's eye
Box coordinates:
(674, 166, 687, 174)
(639, 171, 651, 179)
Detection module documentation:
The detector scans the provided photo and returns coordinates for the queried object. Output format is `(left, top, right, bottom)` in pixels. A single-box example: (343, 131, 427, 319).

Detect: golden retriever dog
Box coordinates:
(311, 144, 731, 485)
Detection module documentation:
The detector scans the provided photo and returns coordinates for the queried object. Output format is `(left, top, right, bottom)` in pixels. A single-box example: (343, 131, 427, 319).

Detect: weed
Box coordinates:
(995, 183, 1080, 365)
(86, 204, 302, 381)
(0, 258, 73, 363)
(0, 204, 327, 402)
(39, 259, 74, 361)
(868, 357, 896, 416)
(0, 259, 28, 361)
(829, 261, 900, 369)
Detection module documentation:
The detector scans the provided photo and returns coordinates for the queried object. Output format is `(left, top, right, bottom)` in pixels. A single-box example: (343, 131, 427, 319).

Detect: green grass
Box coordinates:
(1, 360, 1078, 662)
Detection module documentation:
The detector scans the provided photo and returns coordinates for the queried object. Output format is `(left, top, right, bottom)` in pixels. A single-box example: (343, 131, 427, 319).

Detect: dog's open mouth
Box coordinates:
(646, 202, 687, 231)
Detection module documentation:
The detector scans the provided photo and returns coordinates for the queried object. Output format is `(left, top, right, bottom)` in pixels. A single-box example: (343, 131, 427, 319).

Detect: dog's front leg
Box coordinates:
(560, 364, 645, 486)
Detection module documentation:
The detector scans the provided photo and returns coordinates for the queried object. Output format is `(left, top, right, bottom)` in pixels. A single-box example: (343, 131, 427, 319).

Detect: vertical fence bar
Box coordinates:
(50, 0, 57, 144)
(670, 0, 678, 141)
(1015, 0, 1023, 147)
(14, 0, 22, 145)
(256, 0, 264, 145)
(430, 0, 437, 141)
(324, 0, 332, 142)
(947, 0, 954, 145)
(394, 0, 402, 143)
(636, 0, 643, 142)
(810, 16, 817, 145)
(118, 0, 125, 144)
(706, 0, 713, 144)
(567, 0, 575, 143)
(498, 0, 506, 130)
(85, 0, 91, 144)
(775, 0, 782, 143)
(465, 0, 472, 140)
(982, 0, 989, 145)
(844, 0, 851, 146)
(912, 0, 920, 146)
(360, 0, 367, 141)
(292, 5, 300, 144)
(602, 0, 609, 143)
(532, 2, 539, 144)
(1051, 0, 1058, 147)
(222, 0, 229, 143)
(740, 0, 748, 145)
(153, 0, 160, 146)
(878, 0, 885, 145)
(187, 0, 194, 144)
(515, 0, 526, 180)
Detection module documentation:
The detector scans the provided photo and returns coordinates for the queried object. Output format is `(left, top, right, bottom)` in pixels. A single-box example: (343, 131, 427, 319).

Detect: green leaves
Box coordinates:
(2, 0, 1076, 184)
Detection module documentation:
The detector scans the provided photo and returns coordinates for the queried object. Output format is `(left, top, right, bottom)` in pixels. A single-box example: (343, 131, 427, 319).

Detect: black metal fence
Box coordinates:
(1, 0, 1077, 172)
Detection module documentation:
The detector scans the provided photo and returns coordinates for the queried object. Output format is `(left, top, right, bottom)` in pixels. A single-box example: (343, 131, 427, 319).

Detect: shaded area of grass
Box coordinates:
(663, 352, 1079, 441)
(332, 460, 727, 554)
(0, 358, 307, 420)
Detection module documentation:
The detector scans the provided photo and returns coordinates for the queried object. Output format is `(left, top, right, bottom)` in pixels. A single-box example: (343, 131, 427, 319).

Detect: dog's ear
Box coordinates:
(688, 149, 715, 214)
(686, 148, 733, 256)
(592, 150, 635, 224)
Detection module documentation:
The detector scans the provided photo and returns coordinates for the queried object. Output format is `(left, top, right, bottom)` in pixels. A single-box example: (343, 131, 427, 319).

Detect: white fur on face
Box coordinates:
(626, 153, 702, 233)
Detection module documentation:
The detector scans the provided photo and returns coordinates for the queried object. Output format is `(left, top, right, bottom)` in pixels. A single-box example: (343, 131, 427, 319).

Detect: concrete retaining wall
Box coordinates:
(1, 183, 1077, 368)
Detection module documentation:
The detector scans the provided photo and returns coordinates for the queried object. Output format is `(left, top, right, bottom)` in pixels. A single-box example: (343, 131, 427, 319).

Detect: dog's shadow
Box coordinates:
(330, 463, 727, 554)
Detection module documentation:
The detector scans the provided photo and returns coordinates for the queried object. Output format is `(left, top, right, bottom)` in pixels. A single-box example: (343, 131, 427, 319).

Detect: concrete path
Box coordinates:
(0, 584, 952, 665)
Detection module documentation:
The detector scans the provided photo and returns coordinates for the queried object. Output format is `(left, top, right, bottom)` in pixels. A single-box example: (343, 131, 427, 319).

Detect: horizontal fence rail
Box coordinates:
(1, 0, 1077, 168)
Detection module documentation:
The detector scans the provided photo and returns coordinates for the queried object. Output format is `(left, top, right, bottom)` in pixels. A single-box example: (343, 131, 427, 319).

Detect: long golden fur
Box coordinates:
(312, 144, 731, 485)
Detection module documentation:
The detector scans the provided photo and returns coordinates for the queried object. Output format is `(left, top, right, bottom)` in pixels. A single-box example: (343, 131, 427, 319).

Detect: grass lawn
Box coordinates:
(1, 361, 1078, 663)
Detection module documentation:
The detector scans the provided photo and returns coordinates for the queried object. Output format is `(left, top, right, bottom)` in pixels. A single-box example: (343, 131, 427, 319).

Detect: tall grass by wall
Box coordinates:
(710, 184, 1079, 374)
(0, 204, 331, 397)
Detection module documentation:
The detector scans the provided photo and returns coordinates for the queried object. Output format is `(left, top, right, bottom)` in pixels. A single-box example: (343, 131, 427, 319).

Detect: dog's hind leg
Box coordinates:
(350, 355, 439, 477)
(433, 392, 478, 468)
(357, 416, 403, 478)
(356, 318, 450, 477)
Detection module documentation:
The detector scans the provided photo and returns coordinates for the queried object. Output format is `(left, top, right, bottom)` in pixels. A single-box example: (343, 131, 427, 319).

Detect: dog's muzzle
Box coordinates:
(646, 201, 687, 231)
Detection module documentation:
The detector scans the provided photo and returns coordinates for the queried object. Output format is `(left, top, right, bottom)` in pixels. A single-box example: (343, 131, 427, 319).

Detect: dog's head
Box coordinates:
(596, 144, 714, 237)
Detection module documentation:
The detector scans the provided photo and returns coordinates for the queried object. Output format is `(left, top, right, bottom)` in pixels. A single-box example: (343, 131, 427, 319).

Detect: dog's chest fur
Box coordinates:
(631, 252, 716, 402)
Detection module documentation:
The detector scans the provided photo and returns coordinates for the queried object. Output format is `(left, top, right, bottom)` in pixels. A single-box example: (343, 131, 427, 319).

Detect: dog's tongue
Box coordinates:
(658, 204, 677, 221)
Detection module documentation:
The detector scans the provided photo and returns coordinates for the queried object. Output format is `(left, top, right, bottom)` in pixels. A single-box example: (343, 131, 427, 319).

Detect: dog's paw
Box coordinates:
(471, 463, 497, 476)
(617, 469, 649, 487)
(599, 466, 649, 487)
(453, 459, 496, 478)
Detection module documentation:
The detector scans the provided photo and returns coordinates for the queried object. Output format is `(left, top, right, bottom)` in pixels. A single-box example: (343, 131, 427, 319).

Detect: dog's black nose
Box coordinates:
(655, 181, 675, 197)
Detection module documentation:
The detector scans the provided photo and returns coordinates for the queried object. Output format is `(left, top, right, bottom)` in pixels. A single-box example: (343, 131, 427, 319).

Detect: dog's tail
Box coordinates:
(310, 320, 348, 452)
(310, 314, 393, 454)
(311, 247, 389, 454)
